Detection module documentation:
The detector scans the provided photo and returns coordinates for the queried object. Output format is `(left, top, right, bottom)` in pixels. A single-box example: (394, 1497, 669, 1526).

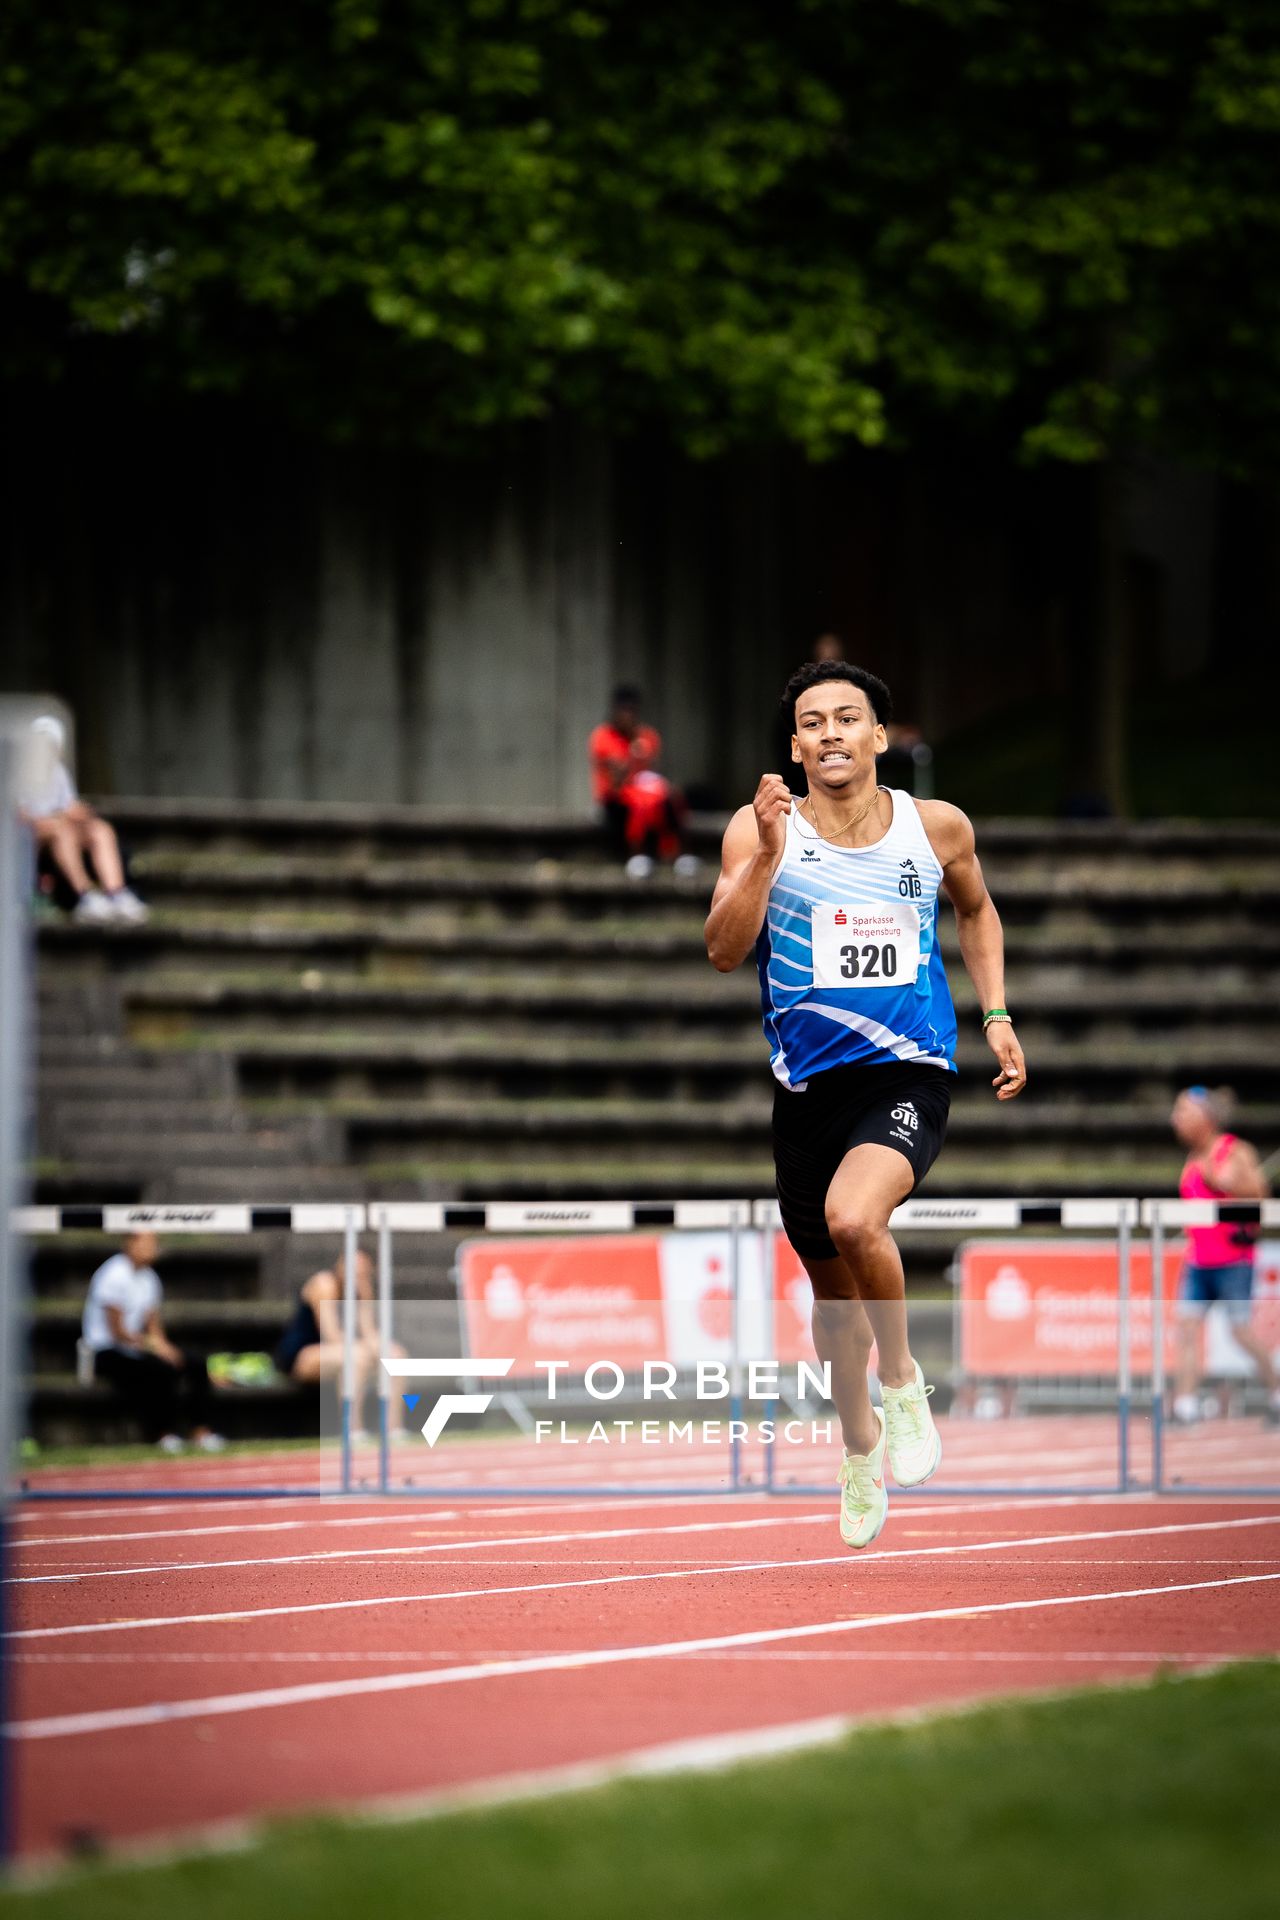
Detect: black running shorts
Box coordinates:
(771, 1061, 953, 1261)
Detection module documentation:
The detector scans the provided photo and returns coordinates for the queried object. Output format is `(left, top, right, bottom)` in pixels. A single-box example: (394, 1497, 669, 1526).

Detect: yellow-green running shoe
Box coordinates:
(881, 1361, 942, 1487)
(838, 1407, 888, 1550)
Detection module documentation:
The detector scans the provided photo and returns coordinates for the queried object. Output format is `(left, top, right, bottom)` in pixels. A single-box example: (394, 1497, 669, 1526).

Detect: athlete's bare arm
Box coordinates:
(704, 776, 793, 972)
(919, 799, 1027, 1101)
(1218, 1139, 1269, 1200)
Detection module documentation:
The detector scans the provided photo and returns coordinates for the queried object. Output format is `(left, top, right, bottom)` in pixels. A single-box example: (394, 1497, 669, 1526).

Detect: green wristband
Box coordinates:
(983, 1009, 1012, 1028)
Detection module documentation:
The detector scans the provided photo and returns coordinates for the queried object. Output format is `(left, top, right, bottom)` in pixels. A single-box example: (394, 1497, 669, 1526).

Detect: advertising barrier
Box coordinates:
(957, 1238, 1280, 1380)
(457, 1231, 819, 1372)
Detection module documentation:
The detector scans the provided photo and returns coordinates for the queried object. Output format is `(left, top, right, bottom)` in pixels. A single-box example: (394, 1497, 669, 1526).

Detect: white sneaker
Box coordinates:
(838, 1409, 888, 1550)
(72, 889, 115, 925)
(673, 854, 700, 879)
(157, 1433, 185, 1455)
(624, 854, 654, 880)
(109, 887, 150, 924)
(194, 1431, 227, 1453)
(881, 1361, 942, 1487)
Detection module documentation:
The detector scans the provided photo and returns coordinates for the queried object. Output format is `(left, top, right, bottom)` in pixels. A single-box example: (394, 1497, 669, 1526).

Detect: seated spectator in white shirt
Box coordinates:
(19, 715, 148, 925)
(82, 1233, 224, 1453)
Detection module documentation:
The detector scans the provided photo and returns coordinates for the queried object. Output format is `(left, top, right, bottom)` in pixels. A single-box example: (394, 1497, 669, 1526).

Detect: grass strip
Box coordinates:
(5, 1661, 1278, 1919)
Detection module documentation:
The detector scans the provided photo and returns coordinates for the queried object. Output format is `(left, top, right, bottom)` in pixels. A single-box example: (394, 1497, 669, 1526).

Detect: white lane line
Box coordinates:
(11, 1512, 1279, 1642)
(15, 1492, 822, 1544)
(14, 1491, 1268, 1586)
(18, 1521, 353, 1549)
(672, 1648, 1274, 1662)
(5, 1514, 834, 1585)
(12, 1482, 1267, 1539)
(12, 1647, 1255, 1668)
(11, 1571, 1278, 1741)
(14, 1482, 817, 1543)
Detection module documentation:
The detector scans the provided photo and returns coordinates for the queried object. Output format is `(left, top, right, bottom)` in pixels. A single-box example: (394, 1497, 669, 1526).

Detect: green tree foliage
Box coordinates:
(2, 0, 1277, 466)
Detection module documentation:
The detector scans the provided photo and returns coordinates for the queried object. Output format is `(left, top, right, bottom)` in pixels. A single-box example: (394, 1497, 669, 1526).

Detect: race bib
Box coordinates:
(811, 902, 921, 990)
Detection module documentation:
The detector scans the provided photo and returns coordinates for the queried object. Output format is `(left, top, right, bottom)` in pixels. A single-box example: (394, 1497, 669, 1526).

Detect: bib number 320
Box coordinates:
(840, 942, 897, 979)
(811, 903, 921, 991)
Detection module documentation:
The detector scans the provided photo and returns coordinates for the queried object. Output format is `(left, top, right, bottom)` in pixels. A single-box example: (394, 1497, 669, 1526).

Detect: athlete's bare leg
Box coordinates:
(799, 1257, 878, 1454)
(1174, 1318, 1202, 1403)
(823, 1142, 917, 1389)
(1229, 1321, 1278, 1391)
(292, 1338, 374, 1400)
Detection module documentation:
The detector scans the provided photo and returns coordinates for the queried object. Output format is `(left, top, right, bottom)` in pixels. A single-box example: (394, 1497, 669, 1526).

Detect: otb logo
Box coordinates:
(890, 1101, 919, 1131)
(382, 1358, 514, 1445)
(898, 859, 922, 899)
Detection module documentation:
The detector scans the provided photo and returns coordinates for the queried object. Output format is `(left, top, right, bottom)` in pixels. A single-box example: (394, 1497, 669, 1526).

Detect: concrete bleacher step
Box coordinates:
(29, 1298, 291, 1371)
(115, 979, 1280, 1049)
(30, 1240, 265, 1301)
(47, 1121, 328, 1167)
(152, 1165, 370, 1203)
(28, 1151, 1185, 1203)
(100, 795, 1280, 861)
(277, 1094, 1280, 1150)
(214, 1029, 1279, 1101)
(26, 1374, 317, 1447)
(121, 857, 1280, 928)
(38, 914, 1280, 987)
(202, 1147, 1179, 1197)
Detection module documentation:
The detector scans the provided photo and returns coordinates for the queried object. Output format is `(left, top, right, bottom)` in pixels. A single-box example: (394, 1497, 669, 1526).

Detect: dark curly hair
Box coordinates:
(780, 660, 893, 730)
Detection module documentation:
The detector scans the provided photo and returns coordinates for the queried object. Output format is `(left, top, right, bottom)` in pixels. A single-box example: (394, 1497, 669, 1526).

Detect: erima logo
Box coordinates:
(801, 847, 820, 862)
(383, 1358, 515, 1445)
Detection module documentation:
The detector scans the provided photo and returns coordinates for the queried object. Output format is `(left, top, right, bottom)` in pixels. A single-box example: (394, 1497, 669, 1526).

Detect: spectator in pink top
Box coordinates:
(1171, 1086, 1277, 1425)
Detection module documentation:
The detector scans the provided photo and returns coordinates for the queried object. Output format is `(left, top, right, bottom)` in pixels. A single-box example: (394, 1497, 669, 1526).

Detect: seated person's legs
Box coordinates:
(93, 1348, 181, 1444)
(601, 797, 630, 861)
(82, 813, 125, 894)
(33, 815, 95, 900)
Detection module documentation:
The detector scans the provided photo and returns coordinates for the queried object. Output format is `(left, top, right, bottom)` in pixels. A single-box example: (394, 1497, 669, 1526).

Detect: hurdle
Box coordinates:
(11, 1196, 1280, 1502)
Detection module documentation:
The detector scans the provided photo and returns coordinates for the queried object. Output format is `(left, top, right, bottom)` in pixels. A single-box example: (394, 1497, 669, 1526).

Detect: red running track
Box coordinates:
(7, 1457, 1280, 1865)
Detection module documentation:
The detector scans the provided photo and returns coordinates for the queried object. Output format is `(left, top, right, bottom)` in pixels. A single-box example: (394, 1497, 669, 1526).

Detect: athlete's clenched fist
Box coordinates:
(753, 774, 793, 860)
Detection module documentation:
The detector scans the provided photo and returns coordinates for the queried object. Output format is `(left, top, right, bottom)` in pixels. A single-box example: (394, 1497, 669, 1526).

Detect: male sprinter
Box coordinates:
(705, 660, 1026, 1548)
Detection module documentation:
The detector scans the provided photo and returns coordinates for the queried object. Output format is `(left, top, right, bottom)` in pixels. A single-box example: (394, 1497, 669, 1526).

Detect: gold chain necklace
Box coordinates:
(801, 785, 885, 843)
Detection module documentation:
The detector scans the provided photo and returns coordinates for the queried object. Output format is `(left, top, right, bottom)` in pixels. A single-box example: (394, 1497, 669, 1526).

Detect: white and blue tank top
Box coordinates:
(756, 789, 958, 1088)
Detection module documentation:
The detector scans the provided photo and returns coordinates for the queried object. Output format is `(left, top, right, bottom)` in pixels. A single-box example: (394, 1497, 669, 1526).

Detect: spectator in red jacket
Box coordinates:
(589, 687, 697, 880)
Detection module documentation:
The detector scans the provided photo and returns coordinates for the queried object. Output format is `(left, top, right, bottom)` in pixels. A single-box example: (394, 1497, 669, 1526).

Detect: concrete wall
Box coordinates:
(0, 392, 1256, 811)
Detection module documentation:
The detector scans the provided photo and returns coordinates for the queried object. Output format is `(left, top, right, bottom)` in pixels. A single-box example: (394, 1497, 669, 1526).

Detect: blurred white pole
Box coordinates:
(377, 1207, 391, 1493)
(1116, 1208, 1131, 1493)
(341, 1206, 357, 1493)
(1150, 1204, 1165, 1493)
(728, 1202, 744, 1492)
(0, 714, 34, 1866)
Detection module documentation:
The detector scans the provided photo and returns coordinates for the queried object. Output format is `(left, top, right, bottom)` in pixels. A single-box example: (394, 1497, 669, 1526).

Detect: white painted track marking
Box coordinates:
(15, 1491, 1277, 1583)
(10, 1512, 1279, 1640)
(9, 1489, 1122, 1548)
(11, 1572, 1279, 1741)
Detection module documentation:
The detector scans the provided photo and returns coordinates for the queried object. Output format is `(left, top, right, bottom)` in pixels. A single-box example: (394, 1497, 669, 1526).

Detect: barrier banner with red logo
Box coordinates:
(458, 1233, 820, 1373)
(958, 1239, 1280, 1377)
